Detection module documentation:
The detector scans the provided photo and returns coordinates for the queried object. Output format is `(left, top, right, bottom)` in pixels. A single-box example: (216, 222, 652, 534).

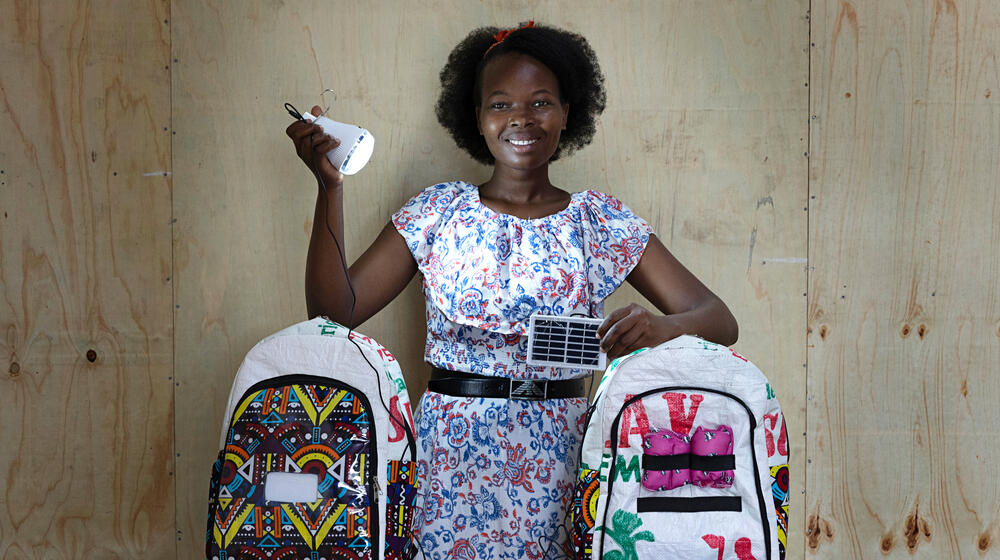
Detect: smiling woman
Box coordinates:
(286, 22, 737, 559)
(476, 54, 569, 183)
(437, 23, 606, 166)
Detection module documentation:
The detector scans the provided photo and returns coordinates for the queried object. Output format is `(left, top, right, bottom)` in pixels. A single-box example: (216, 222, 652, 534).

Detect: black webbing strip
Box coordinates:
(691, 454, 735, 471)
(642, 453, 736, 472)
(636, 496, 743, 513)
(642, 454, 689, 471)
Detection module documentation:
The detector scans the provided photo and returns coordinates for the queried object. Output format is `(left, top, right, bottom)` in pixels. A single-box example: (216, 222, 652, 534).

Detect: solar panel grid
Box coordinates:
(527, 315, 606, 370)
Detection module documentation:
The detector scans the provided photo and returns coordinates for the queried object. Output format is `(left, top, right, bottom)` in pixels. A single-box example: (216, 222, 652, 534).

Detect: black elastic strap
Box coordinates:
(642, 454, 689, 471)
(642, 453, 736, 472)
(636, 496, 742, 513)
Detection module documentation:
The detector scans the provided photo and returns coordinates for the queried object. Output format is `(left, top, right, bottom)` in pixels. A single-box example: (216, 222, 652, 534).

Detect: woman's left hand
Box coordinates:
(596, 303, 681, 361)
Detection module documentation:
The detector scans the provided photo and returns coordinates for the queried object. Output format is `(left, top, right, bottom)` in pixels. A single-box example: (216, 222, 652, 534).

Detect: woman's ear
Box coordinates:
(561, 103, 570, 130)
(475, 106, 483, 134)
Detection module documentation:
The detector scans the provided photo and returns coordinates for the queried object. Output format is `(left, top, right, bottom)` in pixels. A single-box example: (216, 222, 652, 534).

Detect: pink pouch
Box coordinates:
(690, 425, 735, 488)
(641, 429, 690, 491)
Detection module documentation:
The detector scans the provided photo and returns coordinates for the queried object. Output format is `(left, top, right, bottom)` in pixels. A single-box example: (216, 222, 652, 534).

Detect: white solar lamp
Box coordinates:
(301, 112, 375, 176)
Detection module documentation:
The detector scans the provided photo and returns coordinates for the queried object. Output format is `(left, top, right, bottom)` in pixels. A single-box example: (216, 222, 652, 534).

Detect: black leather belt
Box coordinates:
(428, 367, 588, 400)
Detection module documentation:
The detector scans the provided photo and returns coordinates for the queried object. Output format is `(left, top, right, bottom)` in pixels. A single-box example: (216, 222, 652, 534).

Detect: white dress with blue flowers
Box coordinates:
(391, 181, 652, 559)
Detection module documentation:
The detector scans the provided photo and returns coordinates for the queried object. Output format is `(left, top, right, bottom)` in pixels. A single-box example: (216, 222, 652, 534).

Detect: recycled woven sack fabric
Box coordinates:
(572, 335, 790, 560)
(206, 318, 419, 560)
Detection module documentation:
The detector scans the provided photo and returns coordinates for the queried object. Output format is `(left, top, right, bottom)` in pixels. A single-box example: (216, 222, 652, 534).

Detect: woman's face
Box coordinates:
(476, 53, 569, 171)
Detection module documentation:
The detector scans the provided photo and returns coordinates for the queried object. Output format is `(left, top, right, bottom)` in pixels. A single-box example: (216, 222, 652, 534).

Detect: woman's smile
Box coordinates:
(505, 135, 541, 150)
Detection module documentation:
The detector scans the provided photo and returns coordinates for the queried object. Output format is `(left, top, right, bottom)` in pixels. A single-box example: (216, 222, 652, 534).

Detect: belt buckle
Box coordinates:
(509, 379, 547, 400)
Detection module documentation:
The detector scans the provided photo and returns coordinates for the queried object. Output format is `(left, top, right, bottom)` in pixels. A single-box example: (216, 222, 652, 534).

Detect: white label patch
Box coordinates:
(264, 472, 320, 503)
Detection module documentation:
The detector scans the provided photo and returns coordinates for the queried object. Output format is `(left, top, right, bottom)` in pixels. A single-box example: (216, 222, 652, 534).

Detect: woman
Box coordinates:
(286, 22, 737, 560)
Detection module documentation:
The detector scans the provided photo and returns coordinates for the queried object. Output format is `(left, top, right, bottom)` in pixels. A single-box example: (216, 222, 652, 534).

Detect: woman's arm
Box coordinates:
(289, 106, 417, 325)
(306, 215, 417, 325)
(596, 234, 738, 358)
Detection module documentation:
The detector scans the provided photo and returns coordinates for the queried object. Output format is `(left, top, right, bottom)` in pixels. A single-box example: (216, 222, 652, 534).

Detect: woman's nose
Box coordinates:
(508, 108, 534, 127)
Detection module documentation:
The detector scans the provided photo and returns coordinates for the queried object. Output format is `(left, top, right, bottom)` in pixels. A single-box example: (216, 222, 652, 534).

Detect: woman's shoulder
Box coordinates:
(410, 180, 475, 201)
(575, 189, 648, 224)
(394, 180, 474, 218)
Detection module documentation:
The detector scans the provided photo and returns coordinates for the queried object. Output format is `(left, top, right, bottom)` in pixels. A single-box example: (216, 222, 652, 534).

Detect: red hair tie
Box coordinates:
(483, 21, 535, 58)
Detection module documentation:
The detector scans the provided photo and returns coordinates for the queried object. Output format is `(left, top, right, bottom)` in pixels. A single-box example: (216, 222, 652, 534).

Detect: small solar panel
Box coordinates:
(527, 315, 607, 370)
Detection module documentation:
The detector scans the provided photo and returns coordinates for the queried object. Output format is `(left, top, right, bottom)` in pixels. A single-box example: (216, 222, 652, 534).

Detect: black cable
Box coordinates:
(542, 375, 597, 560)
(288, 102, 417, 462)
(288, 102, 428, 560)
(284, 102, 304, 120)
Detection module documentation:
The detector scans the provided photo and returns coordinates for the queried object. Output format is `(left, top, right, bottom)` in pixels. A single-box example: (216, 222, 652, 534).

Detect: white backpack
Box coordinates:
(206, 318, 419, 560)
(572, 336, 789, 560)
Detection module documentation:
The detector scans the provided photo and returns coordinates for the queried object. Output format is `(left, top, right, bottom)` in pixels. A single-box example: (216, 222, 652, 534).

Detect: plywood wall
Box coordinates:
(169, 0, 808, 557)
(0, 0, 175, 557)
(3, 1, 997, 559)
(807, 1, 1000, 557)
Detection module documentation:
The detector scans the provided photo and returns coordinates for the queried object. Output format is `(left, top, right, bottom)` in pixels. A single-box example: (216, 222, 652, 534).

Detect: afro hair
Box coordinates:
(436, 23, 607, 165)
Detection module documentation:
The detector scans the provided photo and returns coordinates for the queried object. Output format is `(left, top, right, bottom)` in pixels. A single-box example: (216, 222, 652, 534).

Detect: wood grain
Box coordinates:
(594, 3, 810, 556)
(171, 1, 808, 558)
(807, 1, 1000, 558)
(5, 1, 998, 558)
(0, 0, 174, 557)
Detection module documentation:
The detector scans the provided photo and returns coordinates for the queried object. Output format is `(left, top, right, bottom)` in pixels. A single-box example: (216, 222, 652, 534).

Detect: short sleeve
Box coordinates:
(391, 182, 465, 265)
(581, 190, 655, 303)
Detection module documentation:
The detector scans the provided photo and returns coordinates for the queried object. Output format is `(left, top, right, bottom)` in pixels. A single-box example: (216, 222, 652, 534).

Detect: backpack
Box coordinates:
(571, 335, 789, 560)
(206, 318, 419, 560)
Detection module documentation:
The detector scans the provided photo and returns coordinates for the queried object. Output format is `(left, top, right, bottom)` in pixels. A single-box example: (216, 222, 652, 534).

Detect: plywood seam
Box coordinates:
(168, 0, 179, 557)
(805, 1, 813, 560)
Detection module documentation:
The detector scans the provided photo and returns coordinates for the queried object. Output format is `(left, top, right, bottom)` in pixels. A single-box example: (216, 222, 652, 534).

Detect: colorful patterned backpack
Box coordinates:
(206, 318, 419, 560)
(572, 335, 789, 560)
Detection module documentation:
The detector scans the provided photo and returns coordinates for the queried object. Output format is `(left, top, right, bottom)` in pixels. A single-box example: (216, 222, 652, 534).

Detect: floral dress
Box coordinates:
(391, 181, 652, 559)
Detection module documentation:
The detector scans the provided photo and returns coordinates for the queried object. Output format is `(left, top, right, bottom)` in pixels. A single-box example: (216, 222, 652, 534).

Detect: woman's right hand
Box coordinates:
(286, 105, 344, 188)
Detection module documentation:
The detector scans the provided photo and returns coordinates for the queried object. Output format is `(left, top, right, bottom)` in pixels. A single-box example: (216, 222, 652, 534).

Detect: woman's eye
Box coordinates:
(533, 100, 551, 107)
(490, 102, 507, 109)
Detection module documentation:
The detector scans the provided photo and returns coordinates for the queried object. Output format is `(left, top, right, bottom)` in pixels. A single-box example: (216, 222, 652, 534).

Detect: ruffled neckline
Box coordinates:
(392, 180, 653, 336)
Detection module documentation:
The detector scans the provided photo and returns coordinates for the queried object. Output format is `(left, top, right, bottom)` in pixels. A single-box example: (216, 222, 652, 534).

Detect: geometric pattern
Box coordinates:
(770, 463, 789, 560)
(384, 460, 418, 560)
(571, 468, 601, 559)
(207, 379, 376, 558)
